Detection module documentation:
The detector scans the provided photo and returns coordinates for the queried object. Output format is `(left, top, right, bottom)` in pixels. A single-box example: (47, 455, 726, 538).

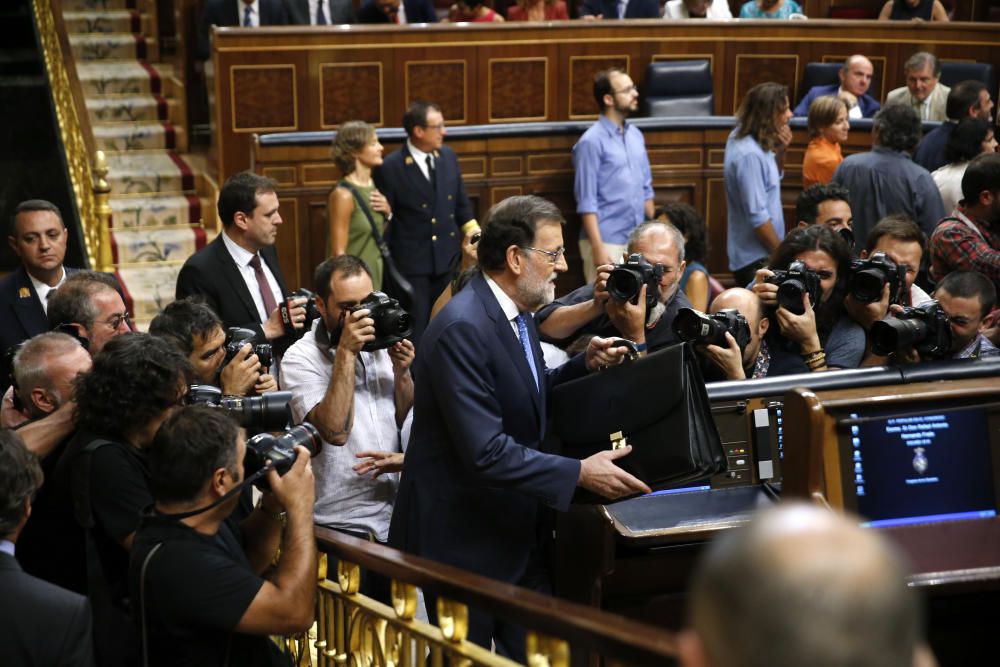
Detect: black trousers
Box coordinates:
(326, 528, 392, 605)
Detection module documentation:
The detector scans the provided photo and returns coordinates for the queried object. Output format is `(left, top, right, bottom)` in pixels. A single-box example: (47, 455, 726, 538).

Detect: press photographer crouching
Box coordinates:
(870, 270, 998, 362)
(149, 297, 279, 396)
(752, 225, 866, 374)
(537, 221, 691, 354)
(676, 287, 772, 380)
(131, 406, 316, 666)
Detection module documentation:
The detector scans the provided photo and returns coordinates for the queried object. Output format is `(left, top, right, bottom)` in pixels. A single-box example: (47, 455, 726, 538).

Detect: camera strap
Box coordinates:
(149, 463, 274, 521)
(139, 542, 163, 667)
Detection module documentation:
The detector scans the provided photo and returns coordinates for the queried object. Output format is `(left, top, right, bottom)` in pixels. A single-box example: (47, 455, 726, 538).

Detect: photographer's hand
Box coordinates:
(593, 264, 614, 307)
(285, 296, 309, 332)
(776, 293, 821, 353)
(266, 445, 316, 518)
(605, 283, 647, 343)
(220, 343, 261, 396)
(337, 308, 376, 355)
(388, 339, 415, 375)
(704, 332, 746, 380)
(460, 227, 480, 271)
(353, 450, 405, 478)
(584, 336, 631, 371)
(751, 268, 778, 307)
(844, 284, 890, 331)
(254, 373, 278, 394)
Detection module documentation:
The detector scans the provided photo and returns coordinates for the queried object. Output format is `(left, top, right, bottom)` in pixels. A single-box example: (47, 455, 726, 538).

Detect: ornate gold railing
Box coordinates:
(315, 528, 678, 667)
(31, 0, 114, 271)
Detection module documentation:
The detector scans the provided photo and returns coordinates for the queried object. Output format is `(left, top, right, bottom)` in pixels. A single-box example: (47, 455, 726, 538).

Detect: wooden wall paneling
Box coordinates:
(566, 52, 632, 119)
(404, 53, 471, 125)
(275, 195, 302, 289)
(732, 53, 800, 114)
(319, 61, 384, 128)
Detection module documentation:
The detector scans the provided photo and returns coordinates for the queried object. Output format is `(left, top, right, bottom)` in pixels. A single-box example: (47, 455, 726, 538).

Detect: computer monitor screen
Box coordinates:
(840, 405, 999, 527)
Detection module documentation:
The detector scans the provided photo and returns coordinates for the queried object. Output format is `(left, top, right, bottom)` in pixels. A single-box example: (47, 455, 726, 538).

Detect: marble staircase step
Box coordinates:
(76, 61, 176, 96)
(69, 33, 158, 62)
(110, 225, 207, 265)
(63, 10, 146, 34)
(93, 121, 182, 151)
(105, 151, 198, 195)
(109, 194, 211, 228)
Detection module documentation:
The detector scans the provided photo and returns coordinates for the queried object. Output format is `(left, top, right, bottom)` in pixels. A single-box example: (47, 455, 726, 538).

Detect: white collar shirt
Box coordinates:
(28, 266, 66, 315)
(221, 229, 283, 323)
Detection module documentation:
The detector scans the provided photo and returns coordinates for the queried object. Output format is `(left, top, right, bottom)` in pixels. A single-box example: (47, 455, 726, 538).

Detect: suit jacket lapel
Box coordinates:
(12, 267, 48, 338)
(402, 146, 436, 200)
(211, 237, 261, 323)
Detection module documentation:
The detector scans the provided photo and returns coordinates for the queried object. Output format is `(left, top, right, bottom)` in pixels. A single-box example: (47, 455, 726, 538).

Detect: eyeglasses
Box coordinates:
(103, 311, 130, 330)
(423, 123, 446, 132)
(523, 246, 566, 264)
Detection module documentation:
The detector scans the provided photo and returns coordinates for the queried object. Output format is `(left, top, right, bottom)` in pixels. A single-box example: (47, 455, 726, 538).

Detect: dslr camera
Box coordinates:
(356, 291, 413, 352)
(280, 288, 322, 337)
(224, 327, 273, 370)
(607, 254, 664, 313)
(673, 307, 752, 352)
(186, 384, 291, 431)
(244, 423, 322, 490)
(848, 252, 907, 305)
(869, 301, 952, 359)
(766, 260, 822, 315)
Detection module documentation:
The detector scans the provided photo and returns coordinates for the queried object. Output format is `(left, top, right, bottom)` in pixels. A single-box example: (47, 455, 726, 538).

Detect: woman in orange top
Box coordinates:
(507, 0, 569, 20)
(803, 95, 849, 189)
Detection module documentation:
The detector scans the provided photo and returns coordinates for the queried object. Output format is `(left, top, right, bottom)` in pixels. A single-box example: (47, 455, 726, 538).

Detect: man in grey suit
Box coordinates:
(0, 429, 95, 666)
(885, 52, 951, 122)
(285, 0, 356, 24)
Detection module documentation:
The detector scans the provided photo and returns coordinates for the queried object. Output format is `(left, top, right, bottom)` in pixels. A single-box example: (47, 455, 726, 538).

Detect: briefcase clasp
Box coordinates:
(610, 431, 628, 450)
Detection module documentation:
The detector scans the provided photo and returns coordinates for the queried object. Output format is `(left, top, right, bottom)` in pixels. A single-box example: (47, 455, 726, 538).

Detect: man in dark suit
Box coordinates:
(357, 0, 438, 23)
(793, 55, 880, 118)
(176, 171, 307, 346)
(198, 0, 290, 59)
(375, 100, 477, 342)
(286, 0, 356, 24)
(0, 429, 95, 667)
(579, 0, 660, 18)
(388, 195, 649, 660)
(1, 200, 75, 363)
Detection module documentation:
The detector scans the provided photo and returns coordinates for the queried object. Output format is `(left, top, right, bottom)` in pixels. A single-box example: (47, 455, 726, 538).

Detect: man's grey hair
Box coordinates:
(903, 51, 941, 77)
(13, 332, 84, 412)
(47, 271, 120, 330)
(688, 503, 921, 667)
(626, 220, 686, 263)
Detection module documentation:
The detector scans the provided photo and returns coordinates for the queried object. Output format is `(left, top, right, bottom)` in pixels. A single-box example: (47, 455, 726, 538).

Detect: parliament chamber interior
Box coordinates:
(3, 0, 1000, 664)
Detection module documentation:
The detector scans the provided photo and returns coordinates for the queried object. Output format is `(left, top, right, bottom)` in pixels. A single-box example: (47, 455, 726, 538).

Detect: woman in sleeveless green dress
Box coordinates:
(327, 121, 393, 290)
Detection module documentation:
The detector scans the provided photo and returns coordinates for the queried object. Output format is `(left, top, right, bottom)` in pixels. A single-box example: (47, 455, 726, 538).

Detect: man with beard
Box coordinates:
(573, 68, 654, 284)
(536, 220, 692, 354)
(279, 255, 414, 600)
(388, 195, 649, 661)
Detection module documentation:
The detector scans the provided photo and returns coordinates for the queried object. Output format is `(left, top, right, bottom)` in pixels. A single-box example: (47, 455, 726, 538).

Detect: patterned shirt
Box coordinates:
(929, 209, 1000, 294)
(739, 0, 802, 18)
(955, 334, 1000, 360)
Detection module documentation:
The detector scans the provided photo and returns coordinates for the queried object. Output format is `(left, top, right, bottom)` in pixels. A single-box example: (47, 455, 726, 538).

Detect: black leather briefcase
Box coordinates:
(551, 342, 726, 503)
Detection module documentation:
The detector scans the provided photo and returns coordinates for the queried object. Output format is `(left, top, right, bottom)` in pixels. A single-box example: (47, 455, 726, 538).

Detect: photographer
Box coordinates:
(130, 406, 315, 666)
(934, 271, 998, 359)
(280, 256, 412, 598)
(49, 333, 193, 666)
(150, 297, 278, 396)
(537, 220, 691, 353)
(752, 225, 865, 374)
(693, 288, 772, 381)
(794, 183, 854, 249)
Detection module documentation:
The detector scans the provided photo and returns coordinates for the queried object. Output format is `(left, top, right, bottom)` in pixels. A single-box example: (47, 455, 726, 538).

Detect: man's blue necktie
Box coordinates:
(243, 4, 253, 26)
(316, 0, 328, 24)
(515, 314, 539, 390)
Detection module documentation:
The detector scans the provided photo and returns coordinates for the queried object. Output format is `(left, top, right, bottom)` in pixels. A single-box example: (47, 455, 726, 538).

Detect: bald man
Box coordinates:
(699, 288, 770, 381)
(794, 55, 881, 119)
(677, 503, 926, 667)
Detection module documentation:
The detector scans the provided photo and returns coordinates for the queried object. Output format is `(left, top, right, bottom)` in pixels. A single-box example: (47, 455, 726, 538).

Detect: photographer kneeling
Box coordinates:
(676, 288, 772, 381)
(150, 297, 278, 396)
(537, 221, 691, 354)
(131, 406, 316, 666)
(752, 225, 866, 374)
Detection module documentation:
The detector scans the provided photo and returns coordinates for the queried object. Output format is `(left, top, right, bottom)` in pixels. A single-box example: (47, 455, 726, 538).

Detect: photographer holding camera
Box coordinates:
(280, 255, 412, 596)
(752, 225, 866, 374)
(677, 288, 772, 381)
(537, 220, 691, 354)
(150, 297, 278, 396)
(131, 406, 316, 666)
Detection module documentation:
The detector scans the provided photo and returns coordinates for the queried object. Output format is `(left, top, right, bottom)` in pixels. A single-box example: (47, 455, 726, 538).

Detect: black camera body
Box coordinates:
(280, 288, 322, 337)
(224, 327, 273, 370)
(244, 423, 322, 490)
(673, 307, 752, 352)
(848, 252, 907, 305)
(869, 301, 953, 359)
(766, 260, 822, 315)
(607, 253, 664, 312)
(185, 384, 292, 431)
(358, 291, 413, 352)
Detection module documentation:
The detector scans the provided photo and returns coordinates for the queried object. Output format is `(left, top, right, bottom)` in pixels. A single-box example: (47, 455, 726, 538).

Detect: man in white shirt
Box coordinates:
(664, 0, 732, 19)
(886, 51, 951, 122)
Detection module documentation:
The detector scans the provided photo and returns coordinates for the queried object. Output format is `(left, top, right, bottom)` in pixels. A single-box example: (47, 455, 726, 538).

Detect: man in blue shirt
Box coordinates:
(573, 67, 654, 284)
(724, 82, 792, 288)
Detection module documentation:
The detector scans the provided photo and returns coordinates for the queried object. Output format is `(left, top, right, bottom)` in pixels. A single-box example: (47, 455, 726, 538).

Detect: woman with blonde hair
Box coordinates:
(803, 95, 849, 188)
(327, 121, 393, 290)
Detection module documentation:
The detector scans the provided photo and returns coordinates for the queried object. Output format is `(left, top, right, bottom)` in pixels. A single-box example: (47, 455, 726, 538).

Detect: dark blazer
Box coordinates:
(579, 0, 660, 18)
(285, 0, 356, 24)
(357, 0, 438, 23)
(793, 83, 881, 118)
(388, 275, 584, 585)
(913, 121, 954, 173)
(375, 144, 474, 277)
(0, 551, 95, 666)
(175, 234, 290, 343)
(0, 265, 55, 355)
(198, 0, 290, 59)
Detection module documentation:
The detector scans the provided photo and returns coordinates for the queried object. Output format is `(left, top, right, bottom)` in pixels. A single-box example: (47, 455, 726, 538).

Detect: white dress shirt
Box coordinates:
(221, 230, 283, 323)
(237, 0, 260, 26)
(28, 266, 66, 315)
(406, 139, 434, 182)
(485, 274, 523, 338)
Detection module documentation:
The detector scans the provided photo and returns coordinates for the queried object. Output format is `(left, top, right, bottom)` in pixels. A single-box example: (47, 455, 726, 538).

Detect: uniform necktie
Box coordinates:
(249, 254, 278, 317)
(515, 314, 539, 390)
(426, 155, 436, 190)
(316, 0, 327, 24)
(243, 4, 253, 26)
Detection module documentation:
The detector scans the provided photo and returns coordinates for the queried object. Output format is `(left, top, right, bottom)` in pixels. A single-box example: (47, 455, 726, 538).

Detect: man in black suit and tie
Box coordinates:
(198, 0, 291, 59)
(388, 195, 649, 660)
(1, 200, 75, 366)
(286, 0, 356, 24)
(357, 0, 438, 23)
(375, 101, 476, 342)
(0, 429, 95, 667)
(176, 171, 307, 347)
